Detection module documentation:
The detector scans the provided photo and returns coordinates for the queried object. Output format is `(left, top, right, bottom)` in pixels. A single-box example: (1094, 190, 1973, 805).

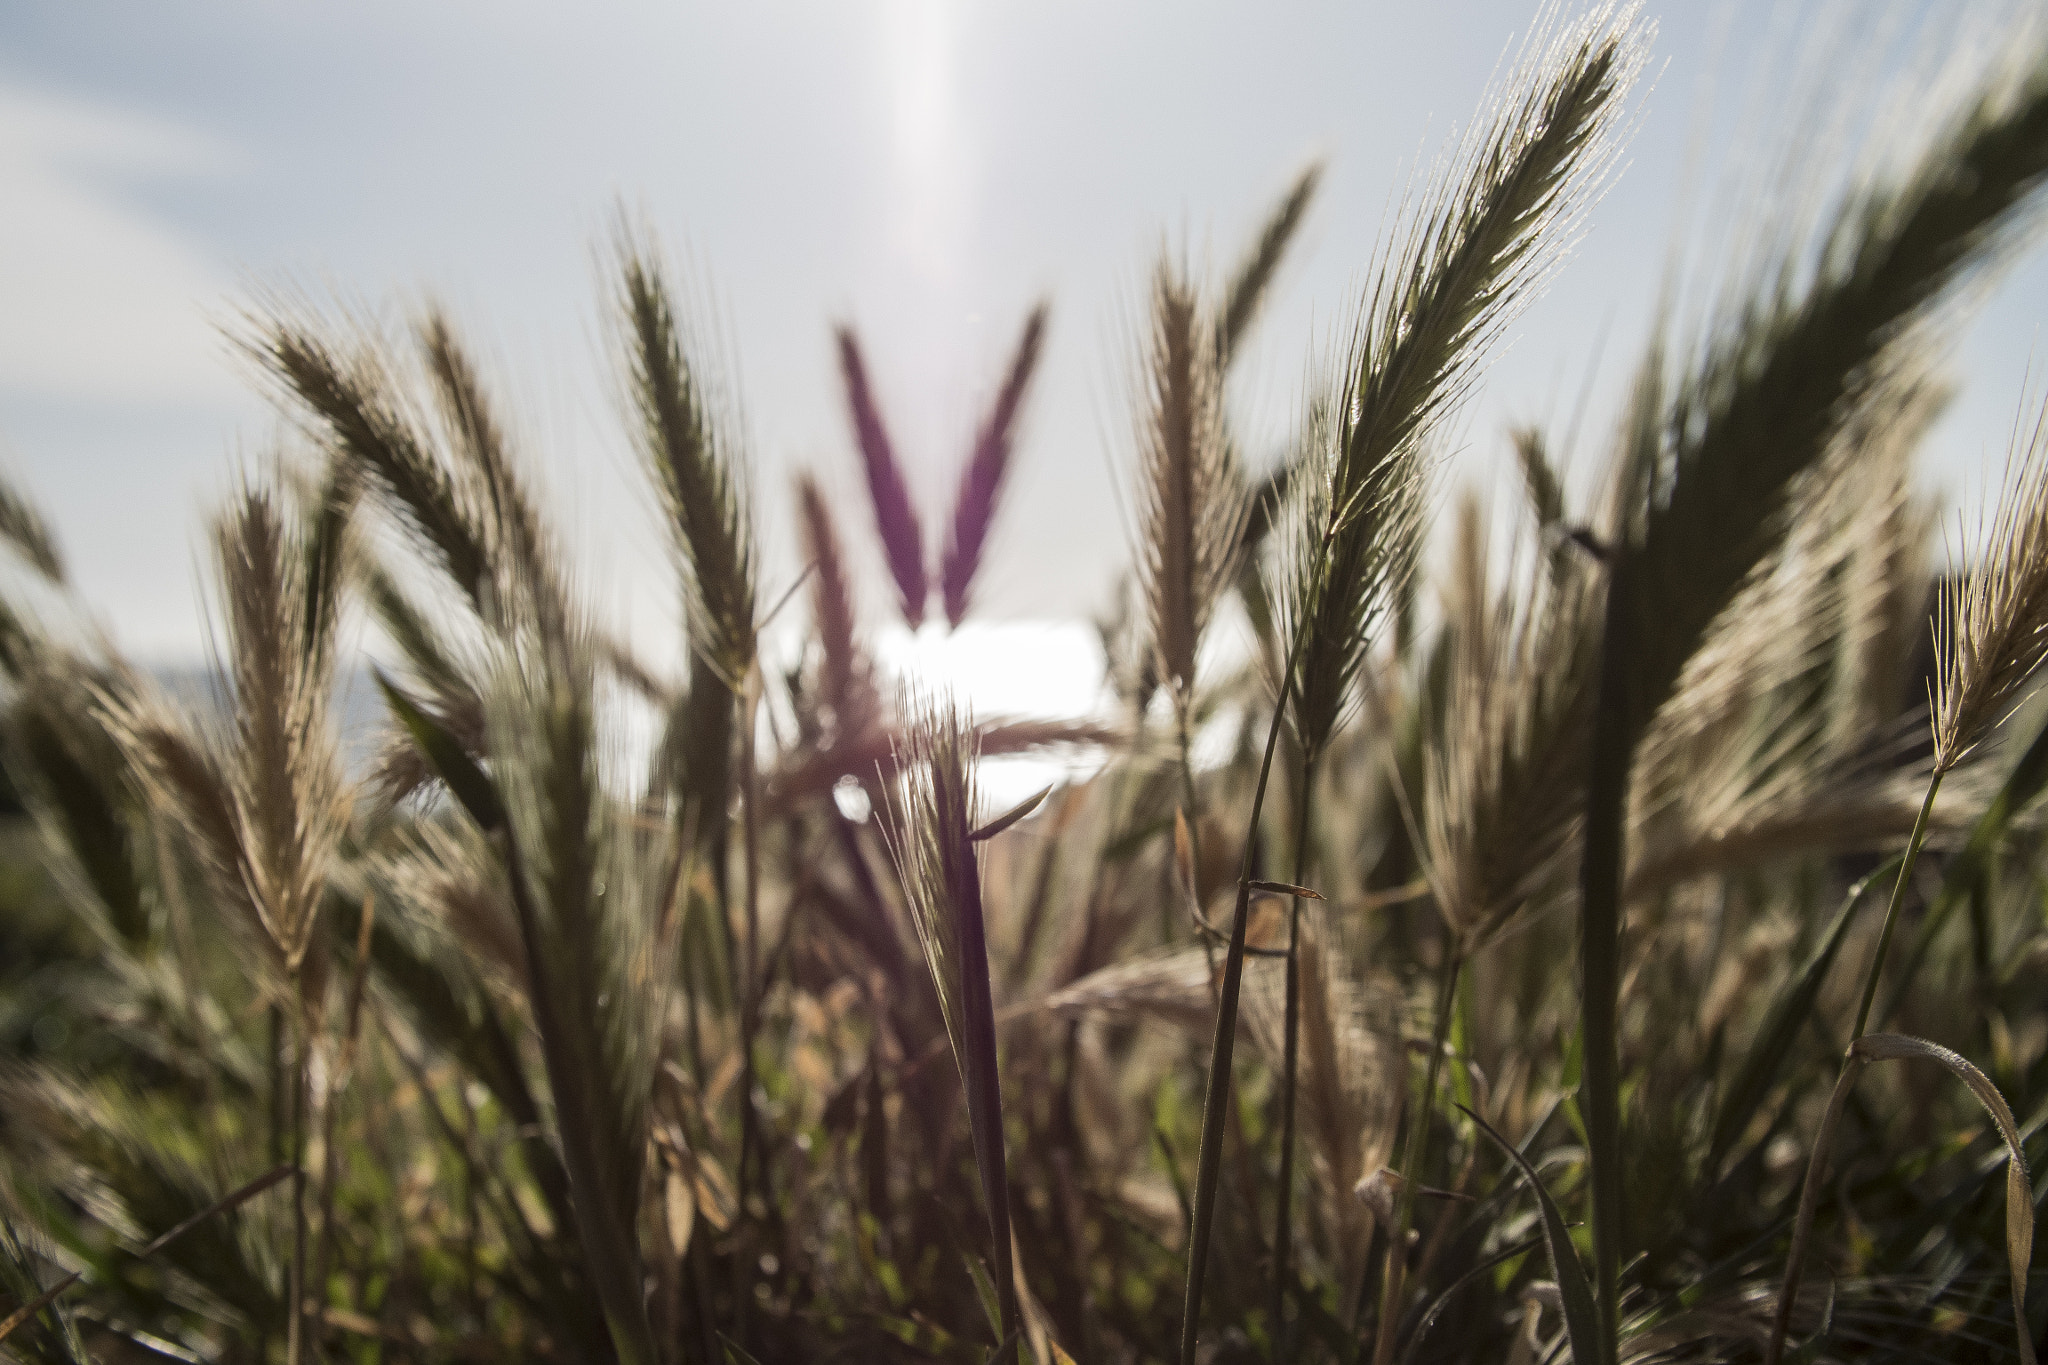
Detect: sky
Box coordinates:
(3, 1, 2047, 717)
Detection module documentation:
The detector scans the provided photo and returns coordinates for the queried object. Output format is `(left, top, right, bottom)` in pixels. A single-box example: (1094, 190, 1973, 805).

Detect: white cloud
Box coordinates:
(0, 81, 244, 407)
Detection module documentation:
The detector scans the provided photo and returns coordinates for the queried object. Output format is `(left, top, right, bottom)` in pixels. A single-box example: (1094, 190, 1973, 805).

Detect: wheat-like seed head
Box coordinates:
(878, 684, 1020, 1351)
(416, 308, 569, 646)
(1137, 261, 1246, 705)
(244, 309, 495, 614)
(1284, 2, 1647, 764)
(881, 687, 983, 1071)
(943, 304, 1048, 627)
(835, 324, 928, 629)
(1933, 394, 2048, 772)
(797, 471, 874, 744)
(214, 486, 350, 970)
(1623, 19, 2048, 746)
(614, 230, 757, 691)
(1425, 512, 1599, 943)
(0, 467, 64, 585)
(99, 478, 351, 973)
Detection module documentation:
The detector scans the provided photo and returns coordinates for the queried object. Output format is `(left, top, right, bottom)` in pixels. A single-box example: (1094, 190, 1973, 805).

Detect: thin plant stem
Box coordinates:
(1369, 943, 1463, 1365)
(287, 973, 309, 1365)
(1176, 691, 1205, 949)
(1849, 770, 1945, 1043)
(1577, 557, 1635, 1358)
(739, 673, 765, 1201)
(1765, 772, 1949, 1365)
(1270, 753, 1317, 1355)
(311, 895, 377, 1354)
(735, 672, 765, 1350)
(1179, 529, 1330, 1365)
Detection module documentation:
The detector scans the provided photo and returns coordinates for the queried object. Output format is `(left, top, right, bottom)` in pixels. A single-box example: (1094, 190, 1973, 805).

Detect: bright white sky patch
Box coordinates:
(878, 0, 968, 288)
(873, 619, 1111, 804)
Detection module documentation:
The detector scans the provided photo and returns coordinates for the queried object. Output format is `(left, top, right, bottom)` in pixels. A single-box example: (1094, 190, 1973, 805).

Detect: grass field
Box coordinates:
(7, 3, 2048, 1362)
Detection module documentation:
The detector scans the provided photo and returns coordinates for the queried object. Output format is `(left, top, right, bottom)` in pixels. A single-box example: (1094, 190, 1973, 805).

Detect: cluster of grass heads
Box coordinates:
(13, 3, 2048, 1361)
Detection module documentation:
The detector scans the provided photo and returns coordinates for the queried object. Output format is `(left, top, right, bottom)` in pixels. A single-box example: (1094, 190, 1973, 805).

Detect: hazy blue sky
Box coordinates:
(3, 1, 2045, 677)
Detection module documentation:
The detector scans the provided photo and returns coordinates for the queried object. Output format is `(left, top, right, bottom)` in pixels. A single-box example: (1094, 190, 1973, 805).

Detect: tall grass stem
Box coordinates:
(1849, 771, 1944, 1043)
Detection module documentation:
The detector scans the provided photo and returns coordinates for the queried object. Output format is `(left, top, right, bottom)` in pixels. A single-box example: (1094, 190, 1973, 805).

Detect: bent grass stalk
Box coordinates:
(1764, 1035, 2036, 1365)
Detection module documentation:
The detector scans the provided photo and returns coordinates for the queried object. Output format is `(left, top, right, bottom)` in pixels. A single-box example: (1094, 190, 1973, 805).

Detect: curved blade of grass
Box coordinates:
(1460, 1105, 1608, 1365)
(970, 783, 1052, 842)
(374, 668, 504, 831)
(1707, 853, 1903, 1170)
(718, 1333, 765, 1365)
(1854, 1035, 2034, 1365)
(1398, 1234, 1543, 1365)
(1767, 1034, 2035, 1365)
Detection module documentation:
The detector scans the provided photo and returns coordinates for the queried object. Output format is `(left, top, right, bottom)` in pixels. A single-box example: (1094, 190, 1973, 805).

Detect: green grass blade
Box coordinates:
(1461, 1105, 1608, 1365)
(1707, 853, 1903, 1170)
(374, 667, 505, 831)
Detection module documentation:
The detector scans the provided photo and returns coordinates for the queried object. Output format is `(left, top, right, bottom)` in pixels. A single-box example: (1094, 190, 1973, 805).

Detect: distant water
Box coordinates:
(147, 662, 391, 779)
(143, 619, 1116, 807)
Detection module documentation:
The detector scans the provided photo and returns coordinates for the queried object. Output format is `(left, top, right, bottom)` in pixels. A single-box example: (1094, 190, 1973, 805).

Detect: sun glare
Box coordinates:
(872, 618, 1110, 803)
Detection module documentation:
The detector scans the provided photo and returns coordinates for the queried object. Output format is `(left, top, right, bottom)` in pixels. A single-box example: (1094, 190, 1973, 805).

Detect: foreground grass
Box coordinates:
(7, 4, 2048, 1363)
